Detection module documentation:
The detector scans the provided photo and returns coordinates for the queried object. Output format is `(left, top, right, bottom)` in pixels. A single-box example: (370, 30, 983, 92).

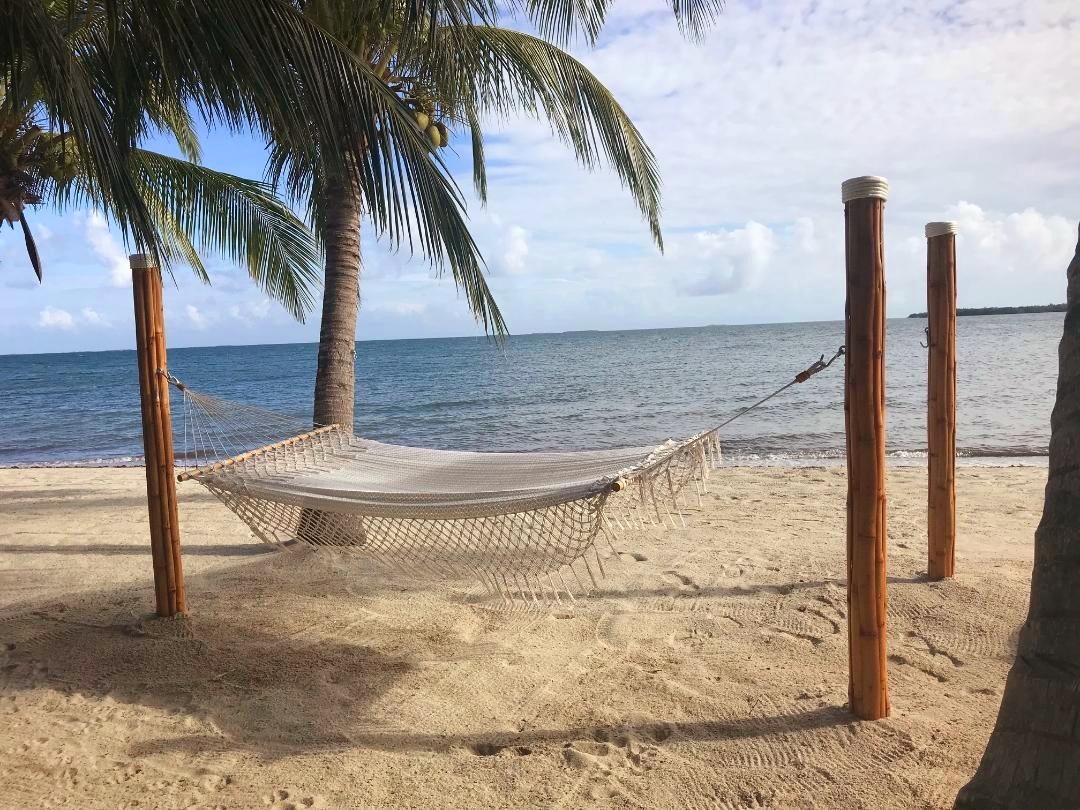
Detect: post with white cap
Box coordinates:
(131, 253, 186, 617)
(925, 222, 958, 579)
(842, 176, 890, 720)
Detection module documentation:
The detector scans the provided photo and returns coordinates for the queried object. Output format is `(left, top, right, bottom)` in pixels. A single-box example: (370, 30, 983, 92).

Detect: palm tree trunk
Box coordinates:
(955, 225, 1080, 809)
(313, 169, 362, 428)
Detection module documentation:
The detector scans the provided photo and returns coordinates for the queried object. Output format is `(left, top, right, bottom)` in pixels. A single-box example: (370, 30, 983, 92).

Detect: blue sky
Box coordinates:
(2, 0, 1078, 354)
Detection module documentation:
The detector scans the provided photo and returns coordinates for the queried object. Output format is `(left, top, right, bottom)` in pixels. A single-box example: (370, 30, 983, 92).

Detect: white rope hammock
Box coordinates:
(169, 348, 842, 601)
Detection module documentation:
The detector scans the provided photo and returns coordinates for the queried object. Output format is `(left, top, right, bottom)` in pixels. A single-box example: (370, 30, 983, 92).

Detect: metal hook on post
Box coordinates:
(157, 368, 186, 391)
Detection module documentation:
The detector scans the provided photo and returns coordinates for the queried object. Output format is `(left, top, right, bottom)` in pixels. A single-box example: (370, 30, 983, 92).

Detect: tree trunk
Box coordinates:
(313, 169, 362, 428)
(955, 225, 1080, 809)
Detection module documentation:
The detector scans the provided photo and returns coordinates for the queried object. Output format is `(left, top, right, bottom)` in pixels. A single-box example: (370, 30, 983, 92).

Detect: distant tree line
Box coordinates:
(907, 304, 1067, 318)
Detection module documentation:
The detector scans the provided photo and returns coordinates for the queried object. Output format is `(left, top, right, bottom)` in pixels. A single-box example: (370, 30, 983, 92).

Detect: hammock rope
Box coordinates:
(164, 347, 843, 602)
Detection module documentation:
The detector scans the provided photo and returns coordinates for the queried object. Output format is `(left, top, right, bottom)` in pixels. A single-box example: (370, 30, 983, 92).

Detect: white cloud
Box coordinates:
(368, 300, 428, 316)
(942, 203, 1075, 305)
(502, 225, 530, 274)
(948, 202, 1075, 267)
(675, 222, 777, 297)
(79, 307, 111, 327)
(37, 305, 115, 331)
(3, 0, 1079, 352)
(791, 217, 819, 255)
(38, 306, 75, 330)
(84, 211, 130, 288)
(441, 0, 1079, 329)
(185, 304, 209, 330)
(228, 299, 272, 326)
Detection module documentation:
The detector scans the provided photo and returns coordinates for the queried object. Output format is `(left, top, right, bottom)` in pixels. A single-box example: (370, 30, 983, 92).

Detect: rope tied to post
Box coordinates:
(794, 346, 846, 382)
(714, 346, 845, 430)
(157, 368, 185, 391)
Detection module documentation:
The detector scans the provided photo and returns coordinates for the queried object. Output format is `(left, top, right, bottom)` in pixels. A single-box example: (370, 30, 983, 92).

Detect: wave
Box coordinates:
(0, 444, 1050, 469)
(1, 455, 144, 469)
(720, 445, 1048, 468)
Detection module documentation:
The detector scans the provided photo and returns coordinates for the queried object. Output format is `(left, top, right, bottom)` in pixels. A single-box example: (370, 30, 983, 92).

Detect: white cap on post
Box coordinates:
(925, 222, 958, 238)
(841, 176, 890, 203)
(129, 253, 156, 269)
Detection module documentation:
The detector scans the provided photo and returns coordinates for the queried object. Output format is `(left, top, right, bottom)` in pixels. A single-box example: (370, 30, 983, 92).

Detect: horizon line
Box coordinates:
(1, 310, 1057, 358)
(2, 316, 852, 358)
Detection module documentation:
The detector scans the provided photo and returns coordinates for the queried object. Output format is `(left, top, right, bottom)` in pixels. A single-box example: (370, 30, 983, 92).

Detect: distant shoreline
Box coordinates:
(907, 304, 1066, 318)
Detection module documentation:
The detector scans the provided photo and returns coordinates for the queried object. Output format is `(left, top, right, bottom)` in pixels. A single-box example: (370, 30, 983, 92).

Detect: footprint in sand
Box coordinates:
(562, 724, 668, 775)
(265, 787, 328, 809)
(559, 724, 672, 801)
(887, 630, 969, 683)
(663, 571, 701, 592)
(904, 631, 965, 668)
(464, 741, 533, 757)
(888, 652, 950, 684)
(710, 791, 775, 810)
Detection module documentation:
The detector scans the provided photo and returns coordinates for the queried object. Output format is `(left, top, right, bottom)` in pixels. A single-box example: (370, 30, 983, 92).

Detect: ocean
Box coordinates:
(0, 314, 1061, 467)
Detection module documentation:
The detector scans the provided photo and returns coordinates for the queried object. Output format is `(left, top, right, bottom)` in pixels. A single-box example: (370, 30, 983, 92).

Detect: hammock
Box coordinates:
(170, 348, 842, 601)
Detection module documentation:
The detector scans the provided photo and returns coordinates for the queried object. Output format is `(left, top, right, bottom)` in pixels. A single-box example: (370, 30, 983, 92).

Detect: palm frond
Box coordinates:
(665, 0, 724, 41)
(368, 0, 499, 56)
(514, 0, 722, 45)
(267, 136, 506, 335)
(140, 194, 210, 285)
(108, 0, 498, 318)
(265, 139, 325, 238)
(0, 0, 162, 256)
(131, 150, 323, 320)
(463, 101, 488, 202)
(18, 211, 43, 281)
(426, 25, 663, 248)
(448, 235, 506, 336)
(522, 0, 606, 46)
(139, 91, 203, 163)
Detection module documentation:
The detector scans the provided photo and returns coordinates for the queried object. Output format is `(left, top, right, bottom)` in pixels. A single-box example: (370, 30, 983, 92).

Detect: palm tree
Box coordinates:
(3, 0, 499, 320)
(6, 0, 720, 420)
(1, 100, 321, 318)
(955, 227, 1080, 809)
(277, 0, 722, 427)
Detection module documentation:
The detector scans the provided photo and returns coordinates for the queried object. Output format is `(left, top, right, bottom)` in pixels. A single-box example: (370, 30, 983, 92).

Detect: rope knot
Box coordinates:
(794, 346, 845, 384)
(157, 369, 186, 391)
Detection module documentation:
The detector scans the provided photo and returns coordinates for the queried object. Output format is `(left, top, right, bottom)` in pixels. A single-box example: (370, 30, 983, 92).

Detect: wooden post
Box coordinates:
(926, 222, 958, 579)
(842, 176, 890, 720)
(131, 254, 186, 617)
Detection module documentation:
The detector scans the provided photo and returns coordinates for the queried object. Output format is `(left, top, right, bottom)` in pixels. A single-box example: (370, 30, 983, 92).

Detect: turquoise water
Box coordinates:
(0, 315, 1061, 466)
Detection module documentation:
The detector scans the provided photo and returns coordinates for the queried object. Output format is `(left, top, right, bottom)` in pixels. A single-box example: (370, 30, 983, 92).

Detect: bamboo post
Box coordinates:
(842, 176, 890, 720)
(131, 254, 186, 617)
(926, 222, 958, 579)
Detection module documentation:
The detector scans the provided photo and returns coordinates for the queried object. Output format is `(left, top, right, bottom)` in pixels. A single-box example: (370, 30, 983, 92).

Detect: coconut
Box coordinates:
(435, 122, 449, 147)
(425, 124, 442, 148)
(414, 111, 430, 130)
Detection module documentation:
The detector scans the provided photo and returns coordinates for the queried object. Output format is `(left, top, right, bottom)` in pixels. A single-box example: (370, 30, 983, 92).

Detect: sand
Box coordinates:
(0, 465, 1045, 810)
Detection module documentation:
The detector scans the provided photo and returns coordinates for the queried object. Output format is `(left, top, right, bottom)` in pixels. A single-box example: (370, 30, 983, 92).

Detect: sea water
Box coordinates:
(0, 314, 1060, 467)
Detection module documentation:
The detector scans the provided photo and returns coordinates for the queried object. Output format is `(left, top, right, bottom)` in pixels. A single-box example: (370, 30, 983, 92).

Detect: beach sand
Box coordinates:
(0, 465, 1044, 810)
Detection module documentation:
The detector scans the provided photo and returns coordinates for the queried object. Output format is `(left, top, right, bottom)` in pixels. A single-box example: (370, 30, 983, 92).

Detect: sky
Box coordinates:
(2, 0, 1078, 355)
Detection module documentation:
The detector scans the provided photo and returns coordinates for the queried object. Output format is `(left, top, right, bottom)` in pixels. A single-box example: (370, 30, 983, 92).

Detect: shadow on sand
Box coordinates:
(129, 703, 854, 760)
(0, 543, 275, 557)
(0, 548, 862, 761)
